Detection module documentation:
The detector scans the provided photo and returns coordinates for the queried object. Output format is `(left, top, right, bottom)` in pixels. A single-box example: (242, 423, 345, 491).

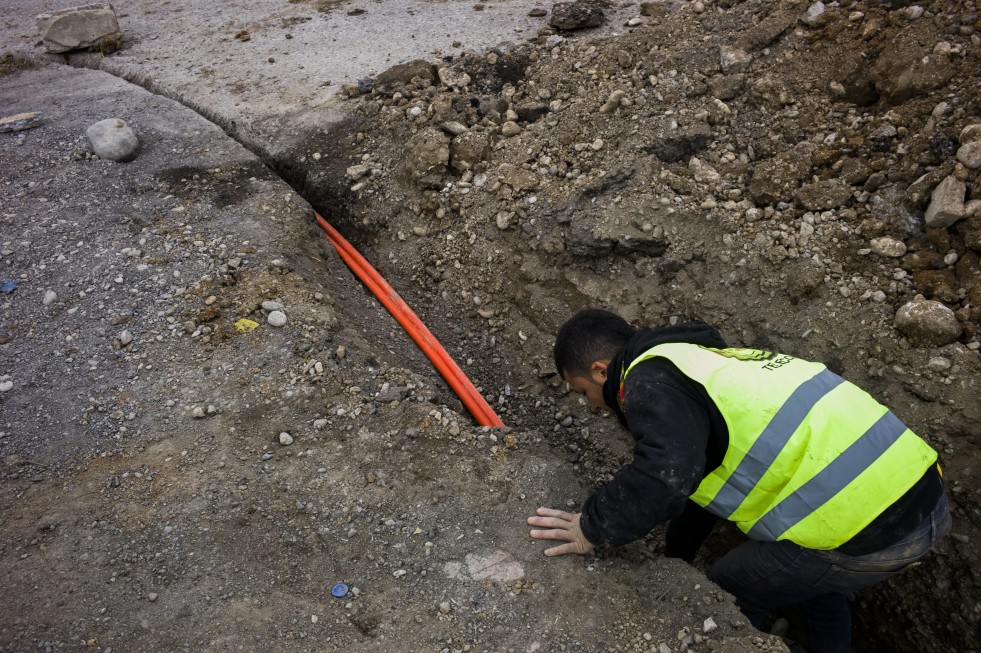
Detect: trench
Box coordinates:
(42, 51, 971, 653)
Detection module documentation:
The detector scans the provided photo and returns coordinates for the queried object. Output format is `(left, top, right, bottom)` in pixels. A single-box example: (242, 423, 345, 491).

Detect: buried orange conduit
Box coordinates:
(314, 212, 505, 429)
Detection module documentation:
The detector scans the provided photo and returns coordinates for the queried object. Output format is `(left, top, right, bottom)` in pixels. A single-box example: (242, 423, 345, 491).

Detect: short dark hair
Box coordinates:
(553, 309, 635, 378)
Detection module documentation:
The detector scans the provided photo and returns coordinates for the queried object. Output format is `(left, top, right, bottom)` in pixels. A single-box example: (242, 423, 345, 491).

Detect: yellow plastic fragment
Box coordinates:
(235, 318, 260, 333)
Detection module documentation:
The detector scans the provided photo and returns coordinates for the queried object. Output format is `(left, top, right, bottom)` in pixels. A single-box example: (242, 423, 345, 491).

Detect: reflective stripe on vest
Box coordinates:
(621, 343, 938, 549)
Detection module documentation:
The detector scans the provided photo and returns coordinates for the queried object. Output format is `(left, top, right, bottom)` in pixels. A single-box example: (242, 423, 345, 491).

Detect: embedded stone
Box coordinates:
(37, 3, 121, 54)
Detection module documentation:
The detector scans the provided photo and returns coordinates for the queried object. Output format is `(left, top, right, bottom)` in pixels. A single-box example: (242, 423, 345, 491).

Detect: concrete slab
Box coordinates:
(3, 0, 639, 152)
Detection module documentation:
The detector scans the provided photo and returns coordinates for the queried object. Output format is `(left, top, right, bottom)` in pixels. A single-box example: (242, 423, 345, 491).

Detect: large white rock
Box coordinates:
(923, 175, 966, 228)
(895, 298, 962, 347)
(86, 118, 140, 162)
(37, 3, 121, 54)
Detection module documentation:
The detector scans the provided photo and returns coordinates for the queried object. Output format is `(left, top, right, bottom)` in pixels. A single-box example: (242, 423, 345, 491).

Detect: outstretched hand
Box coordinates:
(527, 507, 595, 557)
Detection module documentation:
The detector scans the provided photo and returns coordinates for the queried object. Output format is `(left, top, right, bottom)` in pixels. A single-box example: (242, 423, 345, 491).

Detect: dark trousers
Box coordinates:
(709, 495, 951, 653)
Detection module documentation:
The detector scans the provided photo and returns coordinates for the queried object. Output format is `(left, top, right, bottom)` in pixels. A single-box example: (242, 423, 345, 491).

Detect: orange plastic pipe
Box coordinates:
(322, 230, 500, 428)
(314, 212, 504, 428)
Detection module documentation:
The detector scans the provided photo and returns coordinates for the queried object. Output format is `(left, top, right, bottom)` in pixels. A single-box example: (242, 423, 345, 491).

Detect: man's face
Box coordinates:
(564, 363, 608, 411)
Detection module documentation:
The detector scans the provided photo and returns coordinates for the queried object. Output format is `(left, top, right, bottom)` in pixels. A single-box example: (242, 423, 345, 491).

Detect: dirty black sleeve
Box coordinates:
(579, 361, 712, 547)
(663, 501, 720, 563)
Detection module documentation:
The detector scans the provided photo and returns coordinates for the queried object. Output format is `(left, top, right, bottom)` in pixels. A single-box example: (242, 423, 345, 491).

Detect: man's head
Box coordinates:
(553, 309, 635, 410)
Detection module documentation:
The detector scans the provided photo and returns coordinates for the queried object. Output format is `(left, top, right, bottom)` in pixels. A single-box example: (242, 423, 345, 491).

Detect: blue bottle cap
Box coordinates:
(331, 583, 349, 598)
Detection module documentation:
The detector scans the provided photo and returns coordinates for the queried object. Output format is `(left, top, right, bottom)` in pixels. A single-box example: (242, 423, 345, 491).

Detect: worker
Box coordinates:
(528, 308, 950, 653)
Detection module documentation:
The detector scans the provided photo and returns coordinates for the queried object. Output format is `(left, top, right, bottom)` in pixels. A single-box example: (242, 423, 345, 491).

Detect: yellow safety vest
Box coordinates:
(620, 343, 938, 550)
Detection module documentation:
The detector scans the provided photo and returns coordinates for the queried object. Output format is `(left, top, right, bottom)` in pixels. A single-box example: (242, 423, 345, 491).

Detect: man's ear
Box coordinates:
(589, 360, 609, 385)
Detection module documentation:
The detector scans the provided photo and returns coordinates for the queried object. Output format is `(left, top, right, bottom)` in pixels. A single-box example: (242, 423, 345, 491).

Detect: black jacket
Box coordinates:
(579, 324, 943, 561)
(580, 323, 728, 561)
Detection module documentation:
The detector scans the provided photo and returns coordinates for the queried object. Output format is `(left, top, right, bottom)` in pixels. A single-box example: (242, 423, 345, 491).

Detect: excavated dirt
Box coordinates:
(286, 2, 981, 650)
(2, 1, 980, 652)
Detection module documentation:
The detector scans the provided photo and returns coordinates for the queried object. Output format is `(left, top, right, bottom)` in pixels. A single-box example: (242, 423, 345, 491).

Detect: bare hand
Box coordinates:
(527, 507, 595, 557)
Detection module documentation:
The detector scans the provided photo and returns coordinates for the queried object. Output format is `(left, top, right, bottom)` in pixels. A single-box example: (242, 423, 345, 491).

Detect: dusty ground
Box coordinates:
(2, 1, 980, 652)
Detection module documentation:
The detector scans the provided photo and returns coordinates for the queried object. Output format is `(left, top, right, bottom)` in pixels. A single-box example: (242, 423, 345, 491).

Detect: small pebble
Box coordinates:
(267, 310, 287, 327)
(261, 300, 284, 312)
(43, 290, 57, 305)
(148, 593, 158, 602)
(279, 432, 294, 446)
(0, 380, 13, 392)
(119, 330, 134, 346)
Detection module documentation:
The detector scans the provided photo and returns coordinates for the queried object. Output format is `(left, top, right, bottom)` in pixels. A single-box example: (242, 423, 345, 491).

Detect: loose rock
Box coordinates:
(959, 124, 981, 145)
(267, 310, 287, 327)
(36, 3, 122, 54)
(0, 112, 44, 134)
(800, 2, 826, 28)
(437, 67, 471, 89)
(720, 46, 752, 74)
(924, 176, 966, 228)
(549, 2, 605, 30)
(85, 118, 140, 163)
(894, 298, 963, 347)
(869, 237, 906, 258)
(956, 142, 981, 170)
(500, 121, 522, 137)
(42, 290, 57, 305)
(688, 157, 720, 183)
(440, 121, 468, 136)
(279, 432, 294, 446)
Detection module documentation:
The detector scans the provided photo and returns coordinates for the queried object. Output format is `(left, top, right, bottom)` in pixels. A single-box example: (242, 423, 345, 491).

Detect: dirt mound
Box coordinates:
(292, 1, 980, 650)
